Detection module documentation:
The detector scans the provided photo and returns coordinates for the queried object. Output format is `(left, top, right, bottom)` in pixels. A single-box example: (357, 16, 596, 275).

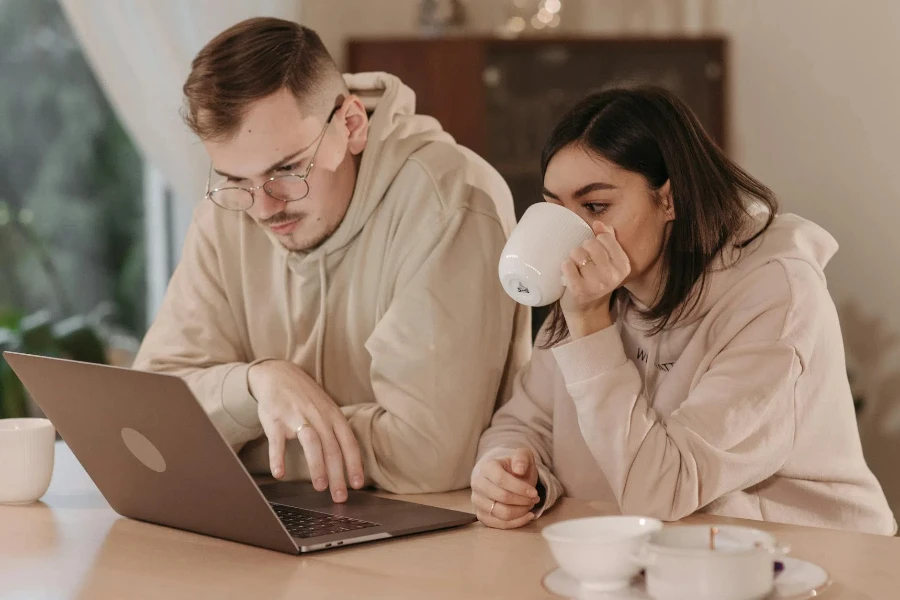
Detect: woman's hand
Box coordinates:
(471, 448, 540, 529)
(560, 220, 631, 338)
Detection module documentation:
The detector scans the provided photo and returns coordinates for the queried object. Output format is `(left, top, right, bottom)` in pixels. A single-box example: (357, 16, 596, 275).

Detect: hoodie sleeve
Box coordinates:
(132, 214, 264, 450)
(551, 262, 801, 521)
(475, 344, 564, 517)
(339, 198, 523, 494)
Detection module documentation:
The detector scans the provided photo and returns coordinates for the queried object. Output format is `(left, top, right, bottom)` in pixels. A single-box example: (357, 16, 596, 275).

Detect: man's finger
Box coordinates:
(319, 428, 348, 503)
(334, 420, 365, 490)
(262, 420, 286, 479)
(297, 425, 327, 491)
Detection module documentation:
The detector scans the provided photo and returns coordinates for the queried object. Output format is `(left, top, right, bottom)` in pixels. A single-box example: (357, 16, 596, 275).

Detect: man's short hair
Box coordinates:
(183, 17, 345, 141)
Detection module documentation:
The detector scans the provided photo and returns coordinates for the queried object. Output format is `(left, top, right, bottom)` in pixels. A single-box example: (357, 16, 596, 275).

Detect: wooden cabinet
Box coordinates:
(348, 36, 727, 218)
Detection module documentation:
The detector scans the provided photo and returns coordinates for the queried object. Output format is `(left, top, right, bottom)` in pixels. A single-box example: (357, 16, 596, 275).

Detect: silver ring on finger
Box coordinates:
(489, 500, 497, 517)
(579, 257, 593, 268)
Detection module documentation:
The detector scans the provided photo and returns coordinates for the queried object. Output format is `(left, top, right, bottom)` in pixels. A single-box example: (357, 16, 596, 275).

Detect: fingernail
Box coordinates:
(528, 513, 536, 521)
(352, 476, 364, 488)
(314, 478, 327, 490)
(529, 488, 539, 498)
(334, 490, 347, 502)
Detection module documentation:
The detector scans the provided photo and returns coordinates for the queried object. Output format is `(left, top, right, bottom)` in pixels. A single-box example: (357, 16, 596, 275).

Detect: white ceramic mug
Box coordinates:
(641, 525, 788, 600)
(0, 418, 56, 504)
(498, 202, 595, 307)
(541, 516, 663, 591)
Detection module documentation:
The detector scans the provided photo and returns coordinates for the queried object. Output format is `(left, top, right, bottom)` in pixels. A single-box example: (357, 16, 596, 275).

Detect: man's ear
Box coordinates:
(339, 94, 368, 156)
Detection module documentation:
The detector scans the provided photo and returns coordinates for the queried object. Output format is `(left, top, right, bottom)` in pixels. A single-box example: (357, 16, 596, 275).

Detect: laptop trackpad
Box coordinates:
(259, 481, 394, 521)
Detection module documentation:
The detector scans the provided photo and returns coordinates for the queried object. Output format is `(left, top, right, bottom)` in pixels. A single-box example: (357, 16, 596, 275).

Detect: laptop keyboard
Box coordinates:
(270, 502, 380, 539)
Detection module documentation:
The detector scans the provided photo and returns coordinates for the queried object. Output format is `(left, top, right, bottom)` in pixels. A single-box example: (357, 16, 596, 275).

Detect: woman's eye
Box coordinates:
(584, 203, 609, 214)
(277, 161, 301, 173)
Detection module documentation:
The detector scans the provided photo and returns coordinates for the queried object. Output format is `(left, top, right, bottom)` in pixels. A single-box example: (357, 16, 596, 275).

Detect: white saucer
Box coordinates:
(542, 557, 831, 600)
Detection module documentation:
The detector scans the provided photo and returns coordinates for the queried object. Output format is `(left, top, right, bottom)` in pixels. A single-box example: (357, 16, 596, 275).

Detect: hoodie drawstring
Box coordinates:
(284, 256, 295, 357)
(314, 255, 328, 387)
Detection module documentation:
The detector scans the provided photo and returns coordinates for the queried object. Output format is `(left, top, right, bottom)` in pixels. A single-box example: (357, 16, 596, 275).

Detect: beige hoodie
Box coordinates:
(134, 72, 531, 493)
(478, 212, 896, 534)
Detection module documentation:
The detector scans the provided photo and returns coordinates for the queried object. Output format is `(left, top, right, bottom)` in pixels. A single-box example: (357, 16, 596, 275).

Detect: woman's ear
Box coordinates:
(340, 95, 368, 156)
(659, 180, 675, 221)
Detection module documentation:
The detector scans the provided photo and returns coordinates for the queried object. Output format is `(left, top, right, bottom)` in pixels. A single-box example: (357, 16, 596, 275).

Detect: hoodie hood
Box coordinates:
(311, 72, 455, 259)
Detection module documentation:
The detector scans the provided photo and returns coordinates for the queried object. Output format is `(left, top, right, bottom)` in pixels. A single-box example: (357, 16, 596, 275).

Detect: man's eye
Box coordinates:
(277, 161, 301, 173)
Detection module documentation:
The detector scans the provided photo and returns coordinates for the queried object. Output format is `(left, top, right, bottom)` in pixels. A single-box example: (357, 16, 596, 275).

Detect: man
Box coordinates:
(133, 17, 530, 503)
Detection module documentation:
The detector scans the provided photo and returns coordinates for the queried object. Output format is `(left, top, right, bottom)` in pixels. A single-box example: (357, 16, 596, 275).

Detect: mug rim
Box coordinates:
(523, 201, 595, 230)
(647, 524, 777, 557)
(0, 418, 54, 432)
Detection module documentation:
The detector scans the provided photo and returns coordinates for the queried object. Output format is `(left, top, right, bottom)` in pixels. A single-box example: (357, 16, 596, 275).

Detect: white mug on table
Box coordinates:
(0, 418, 56, 504)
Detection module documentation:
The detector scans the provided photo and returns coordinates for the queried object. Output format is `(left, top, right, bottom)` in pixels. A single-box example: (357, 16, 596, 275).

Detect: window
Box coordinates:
(0, 0, 145, 417)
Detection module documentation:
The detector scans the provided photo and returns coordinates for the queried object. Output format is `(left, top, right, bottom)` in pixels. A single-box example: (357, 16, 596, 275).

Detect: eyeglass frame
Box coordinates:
(204, 106, 339, 212)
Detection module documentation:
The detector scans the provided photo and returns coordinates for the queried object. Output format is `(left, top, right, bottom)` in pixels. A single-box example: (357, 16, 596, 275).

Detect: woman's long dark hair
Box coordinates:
(540, 86, 778, 348)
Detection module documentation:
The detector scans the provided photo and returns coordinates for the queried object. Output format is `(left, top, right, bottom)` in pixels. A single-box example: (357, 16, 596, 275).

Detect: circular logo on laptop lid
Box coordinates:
(121, 427, 166, 473)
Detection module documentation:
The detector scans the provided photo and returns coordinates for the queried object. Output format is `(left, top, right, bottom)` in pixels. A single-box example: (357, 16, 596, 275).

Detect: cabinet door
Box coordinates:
(483, 39, 726, 218)
(347, 39, 487, 154)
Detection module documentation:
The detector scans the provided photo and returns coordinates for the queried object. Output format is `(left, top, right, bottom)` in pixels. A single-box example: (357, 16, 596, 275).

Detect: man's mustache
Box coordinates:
(262, 212, 306, 227)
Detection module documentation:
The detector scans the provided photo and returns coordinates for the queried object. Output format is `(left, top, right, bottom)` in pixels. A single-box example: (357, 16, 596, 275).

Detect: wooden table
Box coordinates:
(1, 444, 897, 600)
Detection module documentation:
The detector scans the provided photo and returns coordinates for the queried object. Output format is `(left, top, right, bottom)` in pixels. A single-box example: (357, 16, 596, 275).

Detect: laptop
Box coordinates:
(3, 351, 476, 554)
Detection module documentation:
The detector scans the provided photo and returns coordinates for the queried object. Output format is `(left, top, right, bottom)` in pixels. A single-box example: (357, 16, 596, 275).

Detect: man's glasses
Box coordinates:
(205, 107, 338, 211)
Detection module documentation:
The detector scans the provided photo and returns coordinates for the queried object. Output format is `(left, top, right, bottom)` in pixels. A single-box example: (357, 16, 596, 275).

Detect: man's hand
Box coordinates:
(248, 360, 364, 503)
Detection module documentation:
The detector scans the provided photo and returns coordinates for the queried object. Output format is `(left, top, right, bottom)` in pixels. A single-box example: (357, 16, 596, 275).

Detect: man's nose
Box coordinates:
(248, 187, 287, 221)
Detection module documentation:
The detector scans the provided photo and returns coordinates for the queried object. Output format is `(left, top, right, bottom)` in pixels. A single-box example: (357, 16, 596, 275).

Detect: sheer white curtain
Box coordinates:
(58, 0, 304, 318)
(59, 0, 304, 205)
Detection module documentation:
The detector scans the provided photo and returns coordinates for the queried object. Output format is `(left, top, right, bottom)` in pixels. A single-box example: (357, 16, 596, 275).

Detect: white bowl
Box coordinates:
(642, 525, 788, 600)
(0, 418, 56, 504)
(541, 516, 663, 591)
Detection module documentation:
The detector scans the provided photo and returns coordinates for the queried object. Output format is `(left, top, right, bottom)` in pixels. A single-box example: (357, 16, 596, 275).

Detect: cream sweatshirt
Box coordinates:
(478, 212, 896, 535)
(134, 72, 531, 493)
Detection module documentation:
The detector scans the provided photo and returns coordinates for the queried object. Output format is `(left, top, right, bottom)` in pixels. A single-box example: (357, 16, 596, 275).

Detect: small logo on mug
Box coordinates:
(516, 282, 530, 294)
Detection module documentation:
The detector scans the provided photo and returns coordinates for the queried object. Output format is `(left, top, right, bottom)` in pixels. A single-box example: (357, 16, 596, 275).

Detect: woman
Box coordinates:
(472, 87, 895, 534)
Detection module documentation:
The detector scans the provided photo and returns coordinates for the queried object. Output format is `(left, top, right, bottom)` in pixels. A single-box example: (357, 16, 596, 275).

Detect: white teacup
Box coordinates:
(498, 202, 595, 307)
(0, 418, 56, 505)
(542, 516, 663, 591)
(642, 525, 788, 600)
